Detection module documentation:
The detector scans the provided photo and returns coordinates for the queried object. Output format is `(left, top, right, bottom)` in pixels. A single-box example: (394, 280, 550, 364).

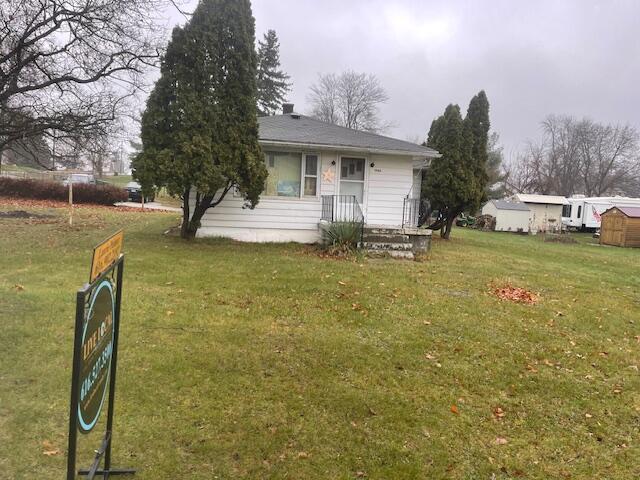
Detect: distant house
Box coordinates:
(192, 105, 439, 253)
(512, 194, 568, 233)
(481, 199, 530, 232)
(600, 206, 640, 247)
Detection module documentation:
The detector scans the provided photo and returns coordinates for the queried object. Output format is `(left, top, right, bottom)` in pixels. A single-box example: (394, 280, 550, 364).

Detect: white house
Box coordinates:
(512, 194, 568, 233)
(194, 105, 439, 247)
(481, 199, 530, 232)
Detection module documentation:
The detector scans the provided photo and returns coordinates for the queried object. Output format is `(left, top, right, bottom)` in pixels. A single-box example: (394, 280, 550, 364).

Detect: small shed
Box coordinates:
(600, 206, 640, 247)
(481, 200, 530, 232)
(512, 194, 568, 233)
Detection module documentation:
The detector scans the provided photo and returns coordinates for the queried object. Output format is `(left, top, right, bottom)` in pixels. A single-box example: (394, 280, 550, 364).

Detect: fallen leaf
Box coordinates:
(355, 472, 367, 478)
(14, 284, 25, 291)
(42, 440, 61, 456)
(297, 451, 309, 459)
(495, 437, 508, 445)
(338, 281, 346, 286)
(166, 310, 174, 316)
(450, 405, 459, 415)
(493, 407, 505, 420)
(585, 413, 593, 418)
(424, 353, 436, 360)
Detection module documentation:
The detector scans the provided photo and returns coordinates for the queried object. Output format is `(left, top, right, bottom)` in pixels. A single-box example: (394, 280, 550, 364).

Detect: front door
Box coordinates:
(339, 157, 365, 202)
(338, 157, 366, 222)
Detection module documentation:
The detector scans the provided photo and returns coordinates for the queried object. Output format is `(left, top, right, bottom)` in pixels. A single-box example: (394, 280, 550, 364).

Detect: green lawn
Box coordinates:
(101, 174, 133, 187)
(1, 204, 639, 479)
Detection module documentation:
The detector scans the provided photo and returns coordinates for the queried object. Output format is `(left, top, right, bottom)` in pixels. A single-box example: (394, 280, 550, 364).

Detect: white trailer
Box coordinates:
(562, 196, 640, 230)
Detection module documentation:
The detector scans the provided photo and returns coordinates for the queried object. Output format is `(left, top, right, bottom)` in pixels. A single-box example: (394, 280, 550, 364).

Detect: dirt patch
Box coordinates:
(543, 233, 578, 244)
(0, 210, 55, 219)
(491, 284, 539, 305)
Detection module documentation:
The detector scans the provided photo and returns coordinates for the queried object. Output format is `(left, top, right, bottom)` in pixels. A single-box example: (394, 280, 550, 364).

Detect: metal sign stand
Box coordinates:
(66, 255, 135, 479)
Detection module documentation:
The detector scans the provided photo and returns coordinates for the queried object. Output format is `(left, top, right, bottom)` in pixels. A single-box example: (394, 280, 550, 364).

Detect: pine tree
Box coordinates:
(256, 30, 291, 115)
(464, 90, 490, 205)
(485, 132, 506, 199)
(132, 0, 267, 239)
(422, 91, 491, 239)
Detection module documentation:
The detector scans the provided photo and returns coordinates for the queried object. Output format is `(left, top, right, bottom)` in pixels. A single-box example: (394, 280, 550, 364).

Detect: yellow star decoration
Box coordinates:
(322, 167, 335, 183)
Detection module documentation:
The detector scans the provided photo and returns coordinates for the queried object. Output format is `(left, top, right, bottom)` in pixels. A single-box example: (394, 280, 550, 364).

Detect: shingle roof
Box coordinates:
(614, 206, 640, 218)
(514, 194, 569, 205)
(492, 200, 530, 211)
(258, 114, 439, 157)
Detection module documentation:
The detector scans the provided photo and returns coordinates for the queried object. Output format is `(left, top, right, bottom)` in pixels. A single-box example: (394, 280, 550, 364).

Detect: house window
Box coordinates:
(264, 152, 301, 197)
(304, 155, 318, 196)
(340, 157, 365, 203)
(263, 151, 320, 198)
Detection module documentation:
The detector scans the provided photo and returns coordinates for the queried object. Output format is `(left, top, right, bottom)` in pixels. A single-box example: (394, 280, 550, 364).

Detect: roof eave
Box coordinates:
(259, 139, 440, 159)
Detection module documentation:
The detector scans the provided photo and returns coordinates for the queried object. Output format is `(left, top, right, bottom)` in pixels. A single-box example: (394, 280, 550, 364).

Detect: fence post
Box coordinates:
(68, 181, 73, 226)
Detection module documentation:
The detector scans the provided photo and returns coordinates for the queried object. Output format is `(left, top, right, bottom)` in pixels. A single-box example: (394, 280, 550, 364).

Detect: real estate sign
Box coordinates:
(78, 279, 114, 433)
(66, 231, 135, 479)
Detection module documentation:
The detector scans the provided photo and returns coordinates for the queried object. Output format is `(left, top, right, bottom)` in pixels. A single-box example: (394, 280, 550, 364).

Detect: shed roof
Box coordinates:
(491, 199, 530, 211)
(258, 113, 439, 157)
(514, 194, 569, 205)
(604, 206, 640, 218)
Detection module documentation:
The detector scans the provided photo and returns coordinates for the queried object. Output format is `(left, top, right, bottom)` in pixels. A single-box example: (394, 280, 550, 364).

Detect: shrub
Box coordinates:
(0, 177, 127, 205)
(323, 221, 362, 255)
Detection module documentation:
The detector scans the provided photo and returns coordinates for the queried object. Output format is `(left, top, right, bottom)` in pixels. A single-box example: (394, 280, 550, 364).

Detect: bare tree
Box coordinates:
(576, 121, 639, 196)
(0, 0, 166, 170)
(308, 71, 390, 133)
(507, 115, 640, 197)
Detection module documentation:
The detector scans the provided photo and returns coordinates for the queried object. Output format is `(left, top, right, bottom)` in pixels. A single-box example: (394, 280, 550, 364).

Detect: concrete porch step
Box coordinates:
(362, 233, 411, 243)
(362, 241, 414, 251)
(363, 226, 406, 235)
(366, 249, 415, 260)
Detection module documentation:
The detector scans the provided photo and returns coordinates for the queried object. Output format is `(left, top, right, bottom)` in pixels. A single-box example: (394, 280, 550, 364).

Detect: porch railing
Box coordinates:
(402, 197, 421, 227)
(321, 195, 364, 223)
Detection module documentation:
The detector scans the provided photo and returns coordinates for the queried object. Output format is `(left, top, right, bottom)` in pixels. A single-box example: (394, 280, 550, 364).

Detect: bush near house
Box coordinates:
(0, 177, 127, 205)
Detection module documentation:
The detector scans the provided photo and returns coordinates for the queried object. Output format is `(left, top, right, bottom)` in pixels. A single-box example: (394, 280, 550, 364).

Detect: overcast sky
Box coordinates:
(165, 0, 640, 159)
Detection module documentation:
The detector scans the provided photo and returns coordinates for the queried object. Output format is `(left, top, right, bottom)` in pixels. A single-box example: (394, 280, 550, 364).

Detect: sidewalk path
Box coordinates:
(115, 201, 181, 212)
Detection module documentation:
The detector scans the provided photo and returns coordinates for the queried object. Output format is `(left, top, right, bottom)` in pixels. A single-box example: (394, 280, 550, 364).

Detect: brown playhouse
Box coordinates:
(600, 206, 640, 247)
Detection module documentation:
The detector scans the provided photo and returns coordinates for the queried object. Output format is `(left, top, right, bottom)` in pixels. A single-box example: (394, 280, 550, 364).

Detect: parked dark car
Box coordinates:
(125, 181, 154, 203)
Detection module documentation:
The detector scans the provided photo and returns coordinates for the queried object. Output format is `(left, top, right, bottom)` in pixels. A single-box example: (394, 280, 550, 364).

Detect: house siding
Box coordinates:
(364, 154, 413, 226)
(193, 149, 415, 242)
(481, 202, 530, 232)
(525, 203, 563, 233)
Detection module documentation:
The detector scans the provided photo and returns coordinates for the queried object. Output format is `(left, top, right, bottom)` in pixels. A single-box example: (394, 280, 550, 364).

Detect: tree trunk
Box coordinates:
(180, 190, 219, 239)
(441, 213, 456, 239)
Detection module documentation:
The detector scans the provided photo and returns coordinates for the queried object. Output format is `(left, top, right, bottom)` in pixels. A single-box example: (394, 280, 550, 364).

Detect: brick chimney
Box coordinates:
(282, 103, 294, 114)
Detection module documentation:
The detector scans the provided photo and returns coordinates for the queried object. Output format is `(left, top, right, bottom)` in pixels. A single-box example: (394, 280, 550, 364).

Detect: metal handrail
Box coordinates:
(402, 196, 421, 227)
(321, 195, 364, 223)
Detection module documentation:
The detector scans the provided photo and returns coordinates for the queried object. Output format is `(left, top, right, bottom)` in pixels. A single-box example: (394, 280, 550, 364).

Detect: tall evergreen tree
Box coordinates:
(464, 90, 490, 201)
(256, 30, 291, 115)
(132, 0, 267, 239)
(422, 91, 491, 239)
(485, 132, 506, 199)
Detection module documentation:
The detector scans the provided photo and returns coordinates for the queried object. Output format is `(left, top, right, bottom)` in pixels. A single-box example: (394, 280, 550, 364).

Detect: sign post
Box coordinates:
(66, 230, 135, 479)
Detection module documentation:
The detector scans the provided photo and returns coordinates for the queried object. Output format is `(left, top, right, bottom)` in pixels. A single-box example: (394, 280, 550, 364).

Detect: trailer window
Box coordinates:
(562, 205, 572, 217)
(577, 205, 582, 218)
